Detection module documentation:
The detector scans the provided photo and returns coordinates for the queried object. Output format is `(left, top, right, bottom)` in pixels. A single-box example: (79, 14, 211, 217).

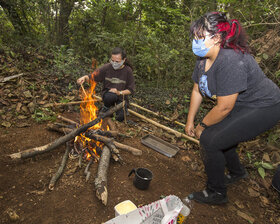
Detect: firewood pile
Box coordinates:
(8, 102, 142, 206)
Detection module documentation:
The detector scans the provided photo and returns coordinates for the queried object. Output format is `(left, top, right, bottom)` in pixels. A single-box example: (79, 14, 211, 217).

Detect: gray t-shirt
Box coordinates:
(192, 48, 280, 107)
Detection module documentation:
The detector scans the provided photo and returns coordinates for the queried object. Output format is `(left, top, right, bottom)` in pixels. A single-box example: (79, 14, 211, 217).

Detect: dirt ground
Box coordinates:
(1, 113, 280, 224)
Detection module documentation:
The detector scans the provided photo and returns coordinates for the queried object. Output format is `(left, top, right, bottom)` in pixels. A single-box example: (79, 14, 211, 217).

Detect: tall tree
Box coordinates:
(57, 0, 75, 45)
(0, 0, 27, 35)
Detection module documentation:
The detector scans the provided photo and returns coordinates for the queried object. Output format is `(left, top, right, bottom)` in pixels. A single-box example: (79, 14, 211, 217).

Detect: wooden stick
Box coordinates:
(48, 142, 71, 191)
(130, 102, 185, 128)
(84, 158, 93, 182)
(85, 133, 142, 156)
(81, 83, 87, 96)
(93, 94, 185, 127)
(57, 115, 79, 126)
(8, 102, 124, 160)
(0, 73, 25, 82)
(44, 100, 100, 108)
(95, 145, 110, 206)
(128, 110, 200, 145)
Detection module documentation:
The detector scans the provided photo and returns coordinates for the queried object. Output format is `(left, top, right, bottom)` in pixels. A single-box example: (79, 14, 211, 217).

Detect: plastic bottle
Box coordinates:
(177, 197, 193, 224)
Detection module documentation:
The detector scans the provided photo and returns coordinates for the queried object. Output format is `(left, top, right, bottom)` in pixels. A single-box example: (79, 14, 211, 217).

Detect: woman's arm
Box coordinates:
(195, 93, 238, 138)
(185, 83, 203, 136)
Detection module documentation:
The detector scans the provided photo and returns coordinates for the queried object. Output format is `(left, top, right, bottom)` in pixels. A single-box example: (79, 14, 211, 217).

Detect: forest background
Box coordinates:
(0, 0, 280, 144)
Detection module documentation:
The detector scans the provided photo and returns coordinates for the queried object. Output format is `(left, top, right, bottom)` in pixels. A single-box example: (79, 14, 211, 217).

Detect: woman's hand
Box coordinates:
(77, 75, 89, 85)
(185, 122, 195, 137)
(195, 124, 205, 139)
(109, 88, 119, 94)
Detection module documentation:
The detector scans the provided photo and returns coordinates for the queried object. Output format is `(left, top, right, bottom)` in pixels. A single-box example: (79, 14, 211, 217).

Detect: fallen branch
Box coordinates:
(130, 102, 185, 128)
(57, 115, 79, 126)
(85, 133, 142, 156)
(95, 145, 110, 206)
(128, 110, 200, 145)
(93, 94, 185, 127)
(8, 102, 123, 160)
(0, 73, 25, 82)
(84, 158, 94, 182)
(44, 99, 101, 108)
(49, 142, 71, 191)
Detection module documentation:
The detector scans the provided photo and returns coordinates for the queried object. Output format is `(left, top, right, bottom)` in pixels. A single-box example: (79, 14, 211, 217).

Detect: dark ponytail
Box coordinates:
(111, 47, 133, 70)
(190, 12, 249, 53)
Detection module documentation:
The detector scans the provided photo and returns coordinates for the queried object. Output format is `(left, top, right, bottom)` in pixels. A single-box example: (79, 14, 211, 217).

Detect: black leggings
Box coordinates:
(103, 92, 127, 122)
(200, 102, 280, 194)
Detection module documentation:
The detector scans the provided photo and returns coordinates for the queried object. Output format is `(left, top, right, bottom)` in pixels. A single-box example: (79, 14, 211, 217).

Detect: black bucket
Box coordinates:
(128, 168, 153, 190)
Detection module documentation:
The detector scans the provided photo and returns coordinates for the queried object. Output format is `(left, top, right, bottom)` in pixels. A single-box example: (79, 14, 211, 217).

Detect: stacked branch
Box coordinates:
(8, 102, 124, 160)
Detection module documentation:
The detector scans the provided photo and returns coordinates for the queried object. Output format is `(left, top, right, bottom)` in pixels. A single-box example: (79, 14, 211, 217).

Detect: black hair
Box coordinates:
(190, 12, 249, 53)
(111, 47, 133, 70)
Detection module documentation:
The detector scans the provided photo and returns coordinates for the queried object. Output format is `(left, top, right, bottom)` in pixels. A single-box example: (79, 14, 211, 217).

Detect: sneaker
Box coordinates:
(188, 188, 228, 205)
(225, 170, 248, 185)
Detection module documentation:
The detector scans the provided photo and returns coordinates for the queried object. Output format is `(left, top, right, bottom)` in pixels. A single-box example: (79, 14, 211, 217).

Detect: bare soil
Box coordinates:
(1, 115, 279, 224)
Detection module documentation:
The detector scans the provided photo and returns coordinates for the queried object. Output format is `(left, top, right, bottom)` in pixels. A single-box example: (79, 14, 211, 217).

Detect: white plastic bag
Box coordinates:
(105, 195, 188, 224)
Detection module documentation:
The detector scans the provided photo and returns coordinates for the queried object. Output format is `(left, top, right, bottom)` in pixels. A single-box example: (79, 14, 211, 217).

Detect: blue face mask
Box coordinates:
(192, 36, 214, 57)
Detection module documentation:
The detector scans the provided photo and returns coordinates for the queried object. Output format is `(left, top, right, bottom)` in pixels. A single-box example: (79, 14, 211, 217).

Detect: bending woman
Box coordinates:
(185, 12, 280, 205)
(77, 47, 135, 121)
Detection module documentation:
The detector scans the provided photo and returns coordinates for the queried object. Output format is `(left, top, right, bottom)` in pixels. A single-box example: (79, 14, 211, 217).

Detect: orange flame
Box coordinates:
(76, 70, 107, 160)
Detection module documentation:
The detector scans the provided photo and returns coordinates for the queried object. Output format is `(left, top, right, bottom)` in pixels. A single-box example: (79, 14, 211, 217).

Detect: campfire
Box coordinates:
(9, 75, 142, 206)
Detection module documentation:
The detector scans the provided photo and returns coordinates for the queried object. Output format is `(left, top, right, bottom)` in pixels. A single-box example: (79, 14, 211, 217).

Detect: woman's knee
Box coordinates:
(103, 92, 118, 107)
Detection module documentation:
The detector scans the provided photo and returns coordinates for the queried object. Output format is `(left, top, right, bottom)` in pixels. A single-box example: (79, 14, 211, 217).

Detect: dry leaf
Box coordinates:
(237, 210, 255, 223)
(259, 196, 269, 206)
(170, 109, 179, 121)
(23, 90, 32, 98)
(248, 187, 260, 197)
(6, 208, 20, 221)
(234, 200, 245, 209)
(1, 121, 11, 127)
(18, 115, 27, 120)
(181, 156, 191, 162)
(16, 103, 22, 112)
(262, 153, 270, 162)
(271, 151, 280, 163)
(16, 123, 31, 128)
(28, 102, 35, 113)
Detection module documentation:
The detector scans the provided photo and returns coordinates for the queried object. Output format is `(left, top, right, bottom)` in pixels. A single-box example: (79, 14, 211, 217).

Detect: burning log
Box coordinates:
(85, 133, 142, 156)
(95, 145, 111, 206)
(48, 142, 71, 191)
(8, 102, 123, 160)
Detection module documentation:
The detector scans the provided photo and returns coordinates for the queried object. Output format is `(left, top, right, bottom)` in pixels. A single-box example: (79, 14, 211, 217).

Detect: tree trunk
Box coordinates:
(101, 0, 109, 27)
(0, 0, 27, 35)
(57, 0, 75, 45)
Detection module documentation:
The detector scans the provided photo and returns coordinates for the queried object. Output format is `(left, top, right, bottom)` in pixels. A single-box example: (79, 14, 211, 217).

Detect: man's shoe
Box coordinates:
(225, 170, 248, 185)
(188, 188, 228, 205)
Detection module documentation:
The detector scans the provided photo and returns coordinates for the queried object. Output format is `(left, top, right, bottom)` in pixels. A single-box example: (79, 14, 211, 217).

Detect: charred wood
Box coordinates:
(85, 133, 142, 156)
(9, 102, 123, 160)
(48, 142, 71, 191)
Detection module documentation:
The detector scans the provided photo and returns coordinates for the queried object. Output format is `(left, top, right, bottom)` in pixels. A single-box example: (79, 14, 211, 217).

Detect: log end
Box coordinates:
(48, 184, 55, 191)
(8, 153, 21, 160)
(95, 182, 108, 206)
